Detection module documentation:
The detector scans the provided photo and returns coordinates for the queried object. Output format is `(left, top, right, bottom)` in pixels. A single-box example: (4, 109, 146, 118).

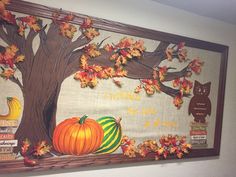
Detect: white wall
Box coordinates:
(3, 0, 236, 177)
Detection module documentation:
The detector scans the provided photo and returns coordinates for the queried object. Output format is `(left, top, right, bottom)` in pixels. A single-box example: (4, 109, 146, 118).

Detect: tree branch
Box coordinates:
(159, 81, 180, 97)
(4, 23, 26, 52)
(65, 34, 91, 55)
(9, 76, 23, 92)
(64, 49, 114, 79)
(164, 65, 189, 81)
(140, 41, 170, 68)
(0, 24, 12, 45)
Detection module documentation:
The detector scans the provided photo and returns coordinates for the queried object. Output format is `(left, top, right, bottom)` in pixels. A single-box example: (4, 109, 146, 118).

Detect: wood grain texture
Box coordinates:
(0, 148, 219, 174)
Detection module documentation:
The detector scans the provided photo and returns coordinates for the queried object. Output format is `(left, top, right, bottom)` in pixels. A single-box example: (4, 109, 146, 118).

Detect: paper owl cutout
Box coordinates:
(188, 81, 211, 123)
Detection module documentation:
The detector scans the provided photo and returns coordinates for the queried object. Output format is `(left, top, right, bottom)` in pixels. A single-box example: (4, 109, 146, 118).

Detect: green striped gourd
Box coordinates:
(95, 116, 122, 154)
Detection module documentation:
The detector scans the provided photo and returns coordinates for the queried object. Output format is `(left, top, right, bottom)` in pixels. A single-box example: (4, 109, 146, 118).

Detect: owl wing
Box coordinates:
(207, 98, 211, 116)
(188, 99, 194, 115)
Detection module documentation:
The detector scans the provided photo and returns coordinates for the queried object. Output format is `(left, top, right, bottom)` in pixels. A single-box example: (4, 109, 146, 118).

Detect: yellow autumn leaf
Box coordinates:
(84, 27, 100, 40)
(30, 23, 41, 32)
(92, 65, 102, 72)
(80, 54, 88, 69)
(16, 54, 25, 62)
(129, 49, 141, 57)
(9, 45, 19, 53)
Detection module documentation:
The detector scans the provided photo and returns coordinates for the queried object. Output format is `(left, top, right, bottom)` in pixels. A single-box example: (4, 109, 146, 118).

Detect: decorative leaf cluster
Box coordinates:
(0, 0, 16, 25)
(21, 139, 51, 167)
(17, 16, 41, 35)
(74, 44, 127, 88)
(80, 17, 100, 40)
(52, 12, 77, 39)
(133, 43, 204, 108)
(105, 37, 146, 68)
(0, 45, 25, 79)
(165, 42, 187, 62)
(121, 135, 192, 160)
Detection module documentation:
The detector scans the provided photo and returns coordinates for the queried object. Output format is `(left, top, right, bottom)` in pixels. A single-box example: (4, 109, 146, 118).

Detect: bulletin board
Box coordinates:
(0, 0, 228, 173)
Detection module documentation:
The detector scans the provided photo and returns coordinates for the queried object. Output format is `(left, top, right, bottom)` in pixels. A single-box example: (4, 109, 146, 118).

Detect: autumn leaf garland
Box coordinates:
(121, 135, 192, 160)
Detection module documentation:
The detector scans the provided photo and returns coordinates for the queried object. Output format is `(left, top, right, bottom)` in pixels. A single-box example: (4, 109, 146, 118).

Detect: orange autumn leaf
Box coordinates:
(83, 27, 100, 40)
(173, 95, 183, 109)
(21, 138, 31, 156)
(158, 66, 167, 81)
(84, 43, 101, 58)
(104, 44, 114, 52)
(115, 68, 127, 77)
(17, 21, 27, 36)
(0, 68, 15, 79)
(59, 22, 77, 39)
(33, 141, 51, 156)
(21, 16, 41, 32)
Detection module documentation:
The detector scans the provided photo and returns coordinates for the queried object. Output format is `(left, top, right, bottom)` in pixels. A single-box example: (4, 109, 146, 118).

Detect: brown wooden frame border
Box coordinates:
(0, 0, 228, 173)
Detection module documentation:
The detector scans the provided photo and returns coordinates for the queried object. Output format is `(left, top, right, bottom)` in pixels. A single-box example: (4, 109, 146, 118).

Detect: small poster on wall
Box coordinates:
(0, 0, 228, 174)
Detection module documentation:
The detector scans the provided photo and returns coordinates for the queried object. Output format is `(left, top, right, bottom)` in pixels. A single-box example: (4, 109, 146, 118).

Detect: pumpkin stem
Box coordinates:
(79, 115, 88, 124)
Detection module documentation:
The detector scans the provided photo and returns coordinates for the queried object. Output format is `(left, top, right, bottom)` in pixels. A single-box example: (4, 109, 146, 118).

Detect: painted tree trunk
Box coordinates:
(15, 77, 62, 152)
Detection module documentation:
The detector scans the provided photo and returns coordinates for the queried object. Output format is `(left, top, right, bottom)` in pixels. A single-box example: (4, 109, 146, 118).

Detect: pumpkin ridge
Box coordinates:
(68, 124, 81, 155)
(58, 121, 75, 154)
(86, 121, 98, 153)
(53, 119, 75, 152)
(82, 124, 92, 154)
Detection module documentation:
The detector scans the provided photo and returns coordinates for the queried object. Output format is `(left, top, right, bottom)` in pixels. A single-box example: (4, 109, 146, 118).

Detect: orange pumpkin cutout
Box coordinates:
(53, 115, 104, 155)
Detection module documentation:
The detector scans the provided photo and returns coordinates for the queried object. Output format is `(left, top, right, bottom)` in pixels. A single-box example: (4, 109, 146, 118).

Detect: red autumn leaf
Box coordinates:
(104, 44, 114, 52)
(1, 10, 16, 24)
(173, 94, 183, 109)
(158, 66, 167, 81)
(80, 17, 93, 29)
(173, 78, 180, 87)
(21, 138, 31, 156)
(23, 156, 38, 167)
(189, 58, 204, 74)
(180, 78, 193, 94)
(177, 42, 185, 50)
(20, 15, 41, 32)
(63, 13, 74, 21)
